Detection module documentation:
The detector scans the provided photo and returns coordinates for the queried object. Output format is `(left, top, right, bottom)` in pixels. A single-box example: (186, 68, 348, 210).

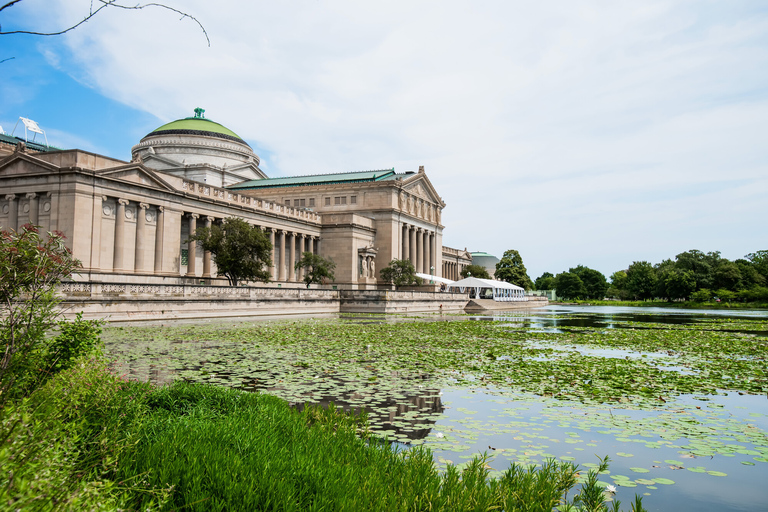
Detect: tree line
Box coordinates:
(533, 250, 768, 302)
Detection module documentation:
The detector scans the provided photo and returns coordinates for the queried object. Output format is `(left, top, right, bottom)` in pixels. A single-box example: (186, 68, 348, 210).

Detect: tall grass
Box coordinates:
(3, 363, 645, 511)
(120, 382, 644, 512)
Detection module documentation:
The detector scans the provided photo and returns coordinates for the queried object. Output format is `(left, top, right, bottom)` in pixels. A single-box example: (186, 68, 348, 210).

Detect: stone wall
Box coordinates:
(57, 282, 469, 321)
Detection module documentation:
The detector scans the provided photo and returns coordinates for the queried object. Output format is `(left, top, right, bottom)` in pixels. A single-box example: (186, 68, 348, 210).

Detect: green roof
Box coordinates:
(228, 169, 409, 190)
(471, 252, 498, 258)
(0, 133, 61, 153)
(145, 113, 247, 146)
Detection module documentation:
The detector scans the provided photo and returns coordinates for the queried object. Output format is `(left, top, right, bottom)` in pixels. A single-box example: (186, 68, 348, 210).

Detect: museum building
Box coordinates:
(0, 111, 471, 288)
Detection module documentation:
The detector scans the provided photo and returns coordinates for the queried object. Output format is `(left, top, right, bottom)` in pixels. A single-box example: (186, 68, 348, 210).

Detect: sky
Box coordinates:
(2, 0, 767, 280)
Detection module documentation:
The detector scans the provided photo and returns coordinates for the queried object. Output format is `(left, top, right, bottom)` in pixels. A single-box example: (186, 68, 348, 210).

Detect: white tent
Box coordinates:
(446, 277, 527, 302)
(415, 272, 454, 285)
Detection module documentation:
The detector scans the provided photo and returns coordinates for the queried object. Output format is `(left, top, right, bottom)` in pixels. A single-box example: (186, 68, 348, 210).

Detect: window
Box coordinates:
(325, 197, 331, 206)
(295, 199, 306, 207)
(350, 195, 357, 205)
(309, 198, 315, 207)
(334, 196, 341, 205)
(285, 199, 291, 206)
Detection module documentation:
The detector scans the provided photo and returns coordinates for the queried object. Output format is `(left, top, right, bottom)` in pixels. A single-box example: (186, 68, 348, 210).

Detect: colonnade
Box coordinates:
(401, 223, 437, 275)
(104, 196, 319, 283)
(442, 261, 467, 281)
(268, 228, 319, 283)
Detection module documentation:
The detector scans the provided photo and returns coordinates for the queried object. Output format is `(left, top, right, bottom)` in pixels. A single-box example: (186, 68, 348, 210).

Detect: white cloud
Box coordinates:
(12, 0, 768, 278)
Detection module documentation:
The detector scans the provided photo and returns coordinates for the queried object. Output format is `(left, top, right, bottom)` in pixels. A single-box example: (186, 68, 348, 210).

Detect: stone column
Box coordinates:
(113, 199, 129, 272)
(186, 213, 199, 277)
(154, 207, 165, 274)
(202, 216, 214, 278)
(134, 203, 149, 273)
(416, 228, 424, 273)
(402, 223, 409, 260)
(269, 228, 276, 280)
(423, 230, 430, 276)
(429, 232, 436, 276)
(409, 225, 417, 265)
(278, 230, 286, 281)
(5, 195, 17, 232)
(26, 193, 39, 226)
(297, 234, 305, 281)
(288, 232, 296, 282)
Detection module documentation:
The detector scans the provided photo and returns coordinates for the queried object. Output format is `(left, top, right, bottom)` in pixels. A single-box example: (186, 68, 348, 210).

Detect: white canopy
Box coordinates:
(415, 272, 454, 285)
(446, 277, 527, 302)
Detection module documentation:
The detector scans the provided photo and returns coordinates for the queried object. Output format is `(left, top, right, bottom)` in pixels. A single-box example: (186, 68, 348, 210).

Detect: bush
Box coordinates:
(47, 313, 104, 374)
(0, 225, 81, 397)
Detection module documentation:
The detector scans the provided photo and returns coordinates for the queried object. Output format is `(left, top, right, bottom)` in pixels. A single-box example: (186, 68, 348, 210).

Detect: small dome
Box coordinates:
(143, 108, 248, 146)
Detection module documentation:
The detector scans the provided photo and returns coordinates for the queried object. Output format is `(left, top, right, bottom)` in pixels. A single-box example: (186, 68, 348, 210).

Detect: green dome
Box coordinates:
(144, 109, 248, 146)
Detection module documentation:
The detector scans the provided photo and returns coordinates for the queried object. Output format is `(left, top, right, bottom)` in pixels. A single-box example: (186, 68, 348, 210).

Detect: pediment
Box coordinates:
(97, 165, 177, 192)
(0, 153, 60, 177)
(401, 174, 444, 206)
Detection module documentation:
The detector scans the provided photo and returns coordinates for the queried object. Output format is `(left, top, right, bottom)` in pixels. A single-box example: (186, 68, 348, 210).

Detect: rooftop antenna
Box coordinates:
(11, 117, 49, 148)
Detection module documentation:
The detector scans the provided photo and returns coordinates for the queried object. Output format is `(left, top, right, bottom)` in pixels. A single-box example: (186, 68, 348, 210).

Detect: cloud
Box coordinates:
(9, 0, 768, 277)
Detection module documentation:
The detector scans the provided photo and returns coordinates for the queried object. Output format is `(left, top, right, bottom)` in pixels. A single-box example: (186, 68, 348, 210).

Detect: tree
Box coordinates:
(713, 260, 742, 291)
(0, 225, 81, 395)
(294, 252, 335, 288)
(734, 259, 766, 289)
(745, 250, 768, 282)
(494, 249, 534, 290)
(534, 272, 556, 290)
(664, 269, 696, 300)
(554, 272, 587, 300)
(460, 264, 490, 279)
(379, 259, 421, 289)
(674, 250, 720, 291)
(188, 217, 271, 286)
(0, 0, 209, 44)
(626, 261, 657, 300)
(569, 265, 608, 300)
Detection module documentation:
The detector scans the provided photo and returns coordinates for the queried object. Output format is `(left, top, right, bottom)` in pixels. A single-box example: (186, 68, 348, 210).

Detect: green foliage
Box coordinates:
(555, 272, 587, 300)
(188, 217, 272, 286)
(461, 264, 490, 279)
(626, 261, 657, 300)
(494, 249, 534, 290)
(535, 272, 556, 290)
(745, 250, 768, 281)
(380, 258, 421, 288)
(115, 382, 644, 511)
(48, 313, 104, 374)
(569, 265, 608, 300)
(294, 252, 336, 288)
(1, 359, 162, 509)
(0, 225, 81, 397)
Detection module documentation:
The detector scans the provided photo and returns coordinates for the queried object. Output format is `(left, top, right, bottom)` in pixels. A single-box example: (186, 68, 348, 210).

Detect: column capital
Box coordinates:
(5, 194, 16, 201)
(101, 195, 108, 202)
(118, 198, 130, 206)
(206, 216, 215, 222)
(157, 206, 165, 213)
(187, 212, 200, 219)
(139, 203, 150, 210)
(26, 192, 37, 199)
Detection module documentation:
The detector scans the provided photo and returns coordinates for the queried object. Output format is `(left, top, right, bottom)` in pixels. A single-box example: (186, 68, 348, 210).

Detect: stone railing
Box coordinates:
(59, 282, 337, 300)
(181, 180, 321, 222)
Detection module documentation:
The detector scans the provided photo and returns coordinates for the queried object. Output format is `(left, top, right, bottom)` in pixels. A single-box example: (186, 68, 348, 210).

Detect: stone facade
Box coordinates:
(1, 114, 468, 292)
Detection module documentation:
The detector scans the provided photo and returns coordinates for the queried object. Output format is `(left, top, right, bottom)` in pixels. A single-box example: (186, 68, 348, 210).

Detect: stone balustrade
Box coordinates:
(181, 180, 320, 222)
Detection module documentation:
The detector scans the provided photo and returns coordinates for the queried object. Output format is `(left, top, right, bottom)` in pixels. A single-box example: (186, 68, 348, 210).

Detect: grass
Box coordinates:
(1, 359, 646, 511)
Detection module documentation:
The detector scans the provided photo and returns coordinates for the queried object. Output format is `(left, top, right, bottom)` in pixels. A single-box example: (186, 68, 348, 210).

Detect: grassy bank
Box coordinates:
(1, 358, 646, 511)
(553, 299, 768, 309)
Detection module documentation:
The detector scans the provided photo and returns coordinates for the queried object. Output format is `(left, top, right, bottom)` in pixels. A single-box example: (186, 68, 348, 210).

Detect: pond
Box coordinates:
(103, 305, 768, 511)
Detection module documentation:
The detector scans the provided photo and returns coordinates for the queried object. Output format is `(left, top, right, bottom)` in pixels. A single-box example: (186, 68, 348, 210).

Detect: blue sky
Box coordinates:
(2, 0, 767, 280)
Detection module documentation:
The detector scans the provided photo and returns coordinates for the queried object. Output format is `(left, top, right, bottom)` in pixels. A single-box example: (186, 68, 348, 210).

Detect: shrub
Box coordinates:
(0, 225, 81, 397)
